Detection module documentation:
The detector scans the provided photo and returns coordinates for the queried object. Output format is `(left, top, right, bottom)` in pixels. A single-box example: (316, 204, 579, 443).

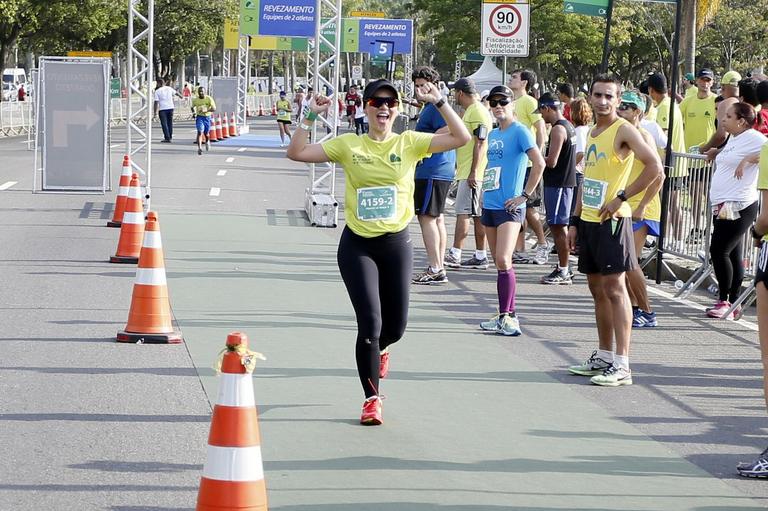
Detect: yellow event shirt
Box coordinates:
(191, 95, 216, 117)
(581, 118, 634, 223)
(627, 127, 661, 222)
(322, 131, 433, 238)
(456, 102, 493, 180)
(655, 96, 686, 177)
(757, 142, 768, 241)
(515, 94, 542, 166)
(276, 99, 291, 121)
(680, 93, 716, 149)
(646, 103, 658, 123)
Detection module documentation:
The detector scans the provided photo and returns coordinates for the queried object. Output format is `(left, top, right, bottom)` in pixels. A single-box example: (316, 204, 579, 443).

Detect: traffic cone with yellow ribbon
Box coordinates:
(116, 211, 183, 344)
(196, 332, 267, 511)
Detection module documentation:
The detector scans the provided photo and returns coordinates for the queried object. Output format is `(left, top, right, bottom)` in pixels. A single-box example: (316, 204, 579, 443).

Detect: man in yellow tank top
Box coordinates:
(566, 75, 663, 387)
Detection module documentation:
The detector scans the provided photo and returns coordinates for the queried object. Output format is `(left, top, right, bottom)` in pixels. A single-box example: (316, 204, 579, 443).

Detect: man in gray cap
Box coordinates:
(444, 77, 494, 270)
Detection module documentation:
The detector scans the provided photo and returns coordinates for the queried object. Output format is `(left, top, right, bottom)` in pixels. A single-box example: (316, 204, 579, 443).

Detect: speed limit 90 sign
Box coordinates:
(481, 0, 530, 57)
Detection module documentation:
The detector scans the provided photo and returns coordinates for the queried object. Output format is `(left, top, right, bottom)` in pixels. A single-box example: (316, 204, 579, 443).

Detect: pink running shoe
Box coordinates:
(379, 351, 390, 379)
(360, 396, 382, 426)
(706, 300, 731, 318)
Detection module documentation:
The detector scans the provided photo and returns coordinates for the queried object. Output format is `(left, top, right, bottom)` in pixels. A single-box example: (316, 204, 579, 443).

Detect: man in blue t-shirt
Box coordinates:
(411, 66, 456, 285)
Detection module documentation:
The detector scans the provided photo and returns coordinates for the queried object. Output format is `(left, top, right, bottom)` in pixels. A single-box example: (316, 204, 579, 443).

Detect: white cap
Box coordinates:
(480, 89, 490, 100)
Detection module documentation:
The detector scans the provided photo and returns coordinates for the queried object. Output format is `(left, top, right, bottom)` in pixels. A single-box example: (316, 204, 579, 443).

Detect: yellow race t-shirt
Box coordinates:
(627, 127, 661, 222)
(515, 94, 542, 166)
(456, 102, 493, 180)
(191, 95, 216, 117)
(276, 99, 291, 121)
(680, 93, 716, 149)
(646, 103, 658, 123)
(581, 118, 634, 223)
(757, 142, 768, 241)
(655, 96, 686, 177)
(322, 131, 433, 237)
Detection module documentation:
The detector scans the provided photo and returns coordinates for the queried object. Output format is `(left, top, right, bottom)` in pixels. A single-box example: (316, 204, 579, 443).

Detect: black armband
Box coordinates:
(474, 124, 488, 141)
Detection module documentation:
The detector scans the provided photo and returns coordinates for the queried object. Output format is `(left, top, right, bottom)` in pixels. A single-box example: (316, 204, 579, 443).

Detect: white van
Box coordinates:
(2, 68, 26, 85)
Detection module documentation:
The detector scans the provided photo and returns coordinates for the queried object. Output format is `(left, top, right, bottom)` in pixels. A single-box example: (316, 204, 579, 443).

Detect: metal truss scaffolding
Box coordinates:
(127, 0, 153, 210)
(236, 36, 250, 134)
(305, 0, 342, 227)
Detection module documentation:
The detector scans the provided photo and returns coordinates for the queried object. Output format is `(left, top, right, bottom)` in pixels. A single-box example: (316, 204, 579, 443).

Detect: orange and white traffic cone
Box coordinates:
(196, 332, 267, 511)
(117, 211, 183, 344)
(258, 102, 265, 116)
(229, 113, 237, 137)
(270, 102, 277, 116)
(110, 173, 144, 264)
(107, 155, 132, 228)
(214, 115, 223, 141)
(221, 114, 230, 139)
(208, 115, 219, 143)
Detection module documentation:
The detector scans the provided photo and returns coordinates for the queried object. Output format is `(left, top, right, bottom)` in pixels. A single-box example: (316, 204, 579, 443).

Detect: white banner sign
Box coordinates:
(481, 1, 530, 57)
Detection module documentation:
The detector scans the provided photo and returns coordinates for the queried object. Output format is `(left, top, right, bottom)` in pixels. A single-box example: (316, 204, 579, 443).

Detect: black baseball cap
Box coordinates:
(487, 85, 513, 99)
(449, 78, 477, 94)
(363, 79, 399, 102)
(697, 68, 715, 80)
(534, 92, 561, 112)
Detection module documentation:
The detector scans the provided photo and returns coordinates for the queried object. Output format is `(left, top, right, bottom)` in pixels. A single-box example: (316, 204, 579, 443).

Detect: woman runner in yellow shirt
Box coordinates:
(287, 79, 469, 425)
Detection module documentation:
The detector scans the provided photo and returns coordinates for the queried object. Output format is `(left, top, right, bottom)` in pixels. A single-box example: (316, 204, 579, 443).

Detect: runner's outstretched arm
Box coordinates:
(286, 95, 333, 163)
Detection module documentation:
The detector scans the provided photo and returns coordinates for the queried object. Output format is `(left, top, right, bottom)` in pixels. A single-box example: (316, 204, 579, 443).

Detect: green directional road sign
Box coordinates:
(564, 0, 609, 17)
(110, 78, 121, 99)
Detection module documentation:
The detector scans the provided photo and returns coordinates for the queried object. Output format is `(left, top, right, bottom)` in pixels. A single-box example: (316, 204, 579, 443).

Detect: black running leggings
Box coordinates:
(337, 226, 412, 398)
(709, 201, 758, 302)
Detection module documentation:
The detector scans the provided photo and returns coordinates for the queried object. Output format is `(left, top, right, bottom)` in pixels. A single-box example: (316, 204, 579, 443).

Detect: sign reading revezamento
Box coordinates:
(481, 0, 530, 57)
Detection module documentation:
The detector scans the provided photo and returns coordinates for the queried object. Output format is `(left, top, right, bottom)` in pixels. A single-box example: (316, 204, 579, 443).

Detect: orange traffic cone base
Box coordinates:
(110, 254, 139, 264)
(107, 220, 122, 228)
(116, 330, 183, 344)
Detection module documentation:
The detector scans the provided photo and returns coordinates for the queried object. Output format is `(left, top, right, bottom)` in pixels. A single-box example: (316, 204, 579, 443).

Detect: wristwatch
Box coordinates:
(617, 190, 628, 202)
(434, 98, 446, 109)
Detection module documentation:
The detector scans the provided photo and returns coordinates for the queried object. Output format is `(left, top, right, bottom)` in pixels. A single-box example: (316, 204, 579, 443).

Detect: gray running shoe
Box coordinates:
(512, 251, 530, 264)
(412, 267, 448, 285)
(532, 242, 551, 265)
(479, 314, 501, 332)
(498, 314, 521, 336)
(444, 252, 462, 268)
(461, 256, 489, 270)
(568, 350, 612, 376)
(590, 364, 633, 386)
(541, 267, 573, 285)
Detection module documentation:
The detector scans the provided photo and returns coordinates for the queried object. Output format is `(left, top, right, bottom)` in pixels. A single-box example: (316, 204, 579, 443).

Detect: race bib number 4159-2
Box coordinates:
(357, 186, 397, 221)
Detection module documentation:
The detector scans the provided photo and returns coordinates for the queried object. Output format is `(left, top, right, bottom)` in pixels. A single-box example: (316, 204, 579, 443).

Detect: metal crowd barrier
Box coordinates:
(0, 101, 34, 136)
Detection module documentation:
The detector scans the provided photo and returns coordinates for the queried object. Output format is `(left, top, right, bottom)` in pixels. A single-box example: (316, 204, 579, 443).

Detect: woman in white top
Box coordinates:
(704, 102, 768, 318)
(569, 97, 592, 217)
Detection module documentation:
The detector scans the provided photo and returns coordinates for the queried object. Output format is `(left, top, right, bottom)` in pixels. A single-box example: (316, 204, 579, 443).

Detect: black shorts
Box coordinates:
(756, 241, 768, 290)
(414, 178, 451, 217)
(524, 167, 542, 207)
(577, 217, 638, 275)
(480, 208, 525, 227)
(277, 119, 292, 125)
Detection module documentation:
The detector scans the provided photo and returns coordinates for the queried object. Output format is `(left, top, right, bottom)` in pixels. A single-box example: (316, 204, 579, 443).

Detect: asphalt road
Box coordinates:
(1, 118, 768, 510)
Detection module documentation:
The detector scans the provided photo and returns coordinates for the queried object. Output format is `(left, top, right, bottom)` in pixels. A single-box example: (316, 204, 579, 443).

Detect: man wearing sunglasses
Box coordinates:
(567, 74, 663, 387)
(444, 77, 493, 272)
(411, 66, 457, 285)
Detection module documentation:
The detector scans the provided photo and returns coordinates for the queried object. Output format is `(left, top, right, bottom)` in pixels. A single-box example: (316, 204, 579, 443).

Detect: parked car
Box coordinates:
(1, 82, 17, 101)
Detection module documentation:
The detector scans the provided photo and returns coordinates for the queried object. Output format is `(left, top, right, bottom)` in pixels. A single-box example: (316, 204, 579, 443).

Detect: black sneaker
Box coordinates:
(412, 267, 448, 285)
(460, 256, 489, 270)
(737, 447, 768, 478)
(541, 267, 573, 285)
(197, 148, 202, 155)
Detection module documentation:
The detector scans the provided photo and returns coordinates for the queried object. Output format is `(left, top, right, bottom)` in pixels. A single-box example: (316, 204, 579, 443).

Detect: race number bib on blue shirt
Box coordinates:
(581, 178, 608, 209)
(357, 186, 397, 221)
(482, 166, 501, 192)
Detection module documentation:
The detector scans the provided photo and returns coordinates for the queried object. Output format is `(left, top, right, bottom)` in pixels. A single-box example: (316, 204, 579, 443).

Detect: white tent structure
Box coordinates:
(465, 57, 508, 96)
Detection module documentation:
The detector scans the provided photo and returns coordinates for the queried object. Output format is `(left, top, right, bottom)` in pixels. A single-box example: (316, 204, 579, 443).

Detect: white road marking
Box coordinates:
(209, 187, 221, 197)
(0, 181, 18, 190)
(646, 286, 758, 331)
(225, 157, 235, 163)
(237, 147, 247, 152)
(217, 170, 227, 176)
